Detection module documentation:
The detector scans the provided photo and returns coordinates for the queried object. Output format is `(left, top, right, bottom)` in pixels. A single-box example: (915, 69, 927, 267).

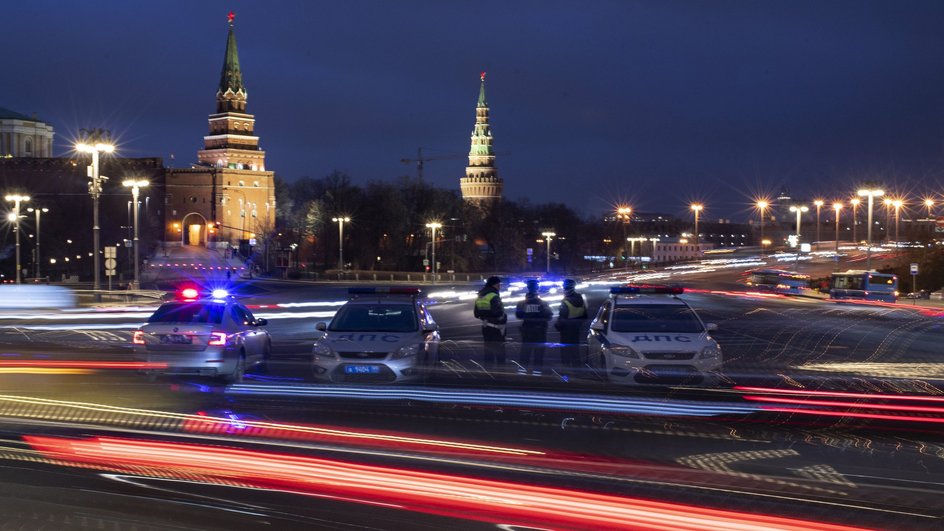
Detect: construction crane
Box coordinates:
(400, 147, 466, 181)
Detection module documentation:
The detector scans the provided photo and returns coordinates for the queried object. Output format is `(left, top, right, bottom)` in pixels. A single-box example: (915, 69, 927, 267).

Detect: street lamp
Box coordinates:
(858, 187, 884, 271)
(832, 202, 842, 267)
(850, 198, 860, 244)
(541, 231, 556, 274)
(883, 198, 893, 243)
(813, 199, 824, 243)
(122, 179, 149, 289)
(690, 204, 703, 248)
(26, 206, 48, 279)
(789, 204, 809, 266)
(5, 194, 29, 283)
(627, 237, 646, 266)
(76, 140, 115, 292)
(649, 237, 661, 264)
(755, 200, 769, 256)
(892, 199, 903, 243)
(925, 198, 935, 220)
(616, 206, 631, 268)
(331, 216, 351, 272)
(426, 221, 442, 283)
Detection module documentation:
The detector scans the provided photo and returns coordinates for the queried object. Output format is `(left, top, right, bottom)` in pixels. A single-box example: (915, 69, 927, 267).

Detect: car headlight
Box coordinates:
(391, 344, 421, 360)
(312, 342, 337, 359)
(603, 343, 640, 359)
(699, 345, 721, 359)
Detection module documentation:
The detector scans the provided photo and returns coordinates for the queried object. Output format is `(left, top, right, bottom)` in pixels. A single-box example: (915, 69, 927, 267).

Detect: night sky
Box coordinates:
(5, 1, 944, 220)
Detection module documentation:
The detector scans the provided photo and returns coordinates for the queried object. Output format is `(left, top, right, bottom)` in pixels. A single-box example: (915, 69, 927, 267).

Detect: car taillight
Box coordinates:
(132, 331, 145, 345)
(208, 332, 227, 346)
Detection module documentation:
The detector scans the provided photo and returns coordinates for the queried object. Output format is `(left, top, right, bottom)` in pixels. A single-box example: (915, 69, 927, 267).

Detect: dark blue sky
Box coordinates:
(5, 1, 944, 220)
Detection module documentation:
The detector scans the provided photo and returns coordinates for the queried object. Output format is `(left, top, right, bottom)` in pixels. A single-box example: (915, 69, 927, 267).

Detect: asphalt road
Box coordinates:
(0, 262, 942, 529)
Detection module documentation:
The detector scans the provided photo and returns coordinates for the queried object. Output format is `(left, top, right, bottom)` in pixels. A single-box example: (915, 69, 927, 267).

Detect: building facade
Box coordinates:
(459, 73, 503, 203)
(163, 15, 275, 247)
(0, 107, 54, 158)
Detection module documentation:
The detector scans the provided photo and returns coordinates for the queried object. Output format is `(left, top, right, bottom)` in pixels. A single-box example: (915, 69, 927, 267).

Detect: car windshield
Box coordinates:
(610, 303, 703, 334)
(148, 302, 226, 324)
(329, 304, 417, 332)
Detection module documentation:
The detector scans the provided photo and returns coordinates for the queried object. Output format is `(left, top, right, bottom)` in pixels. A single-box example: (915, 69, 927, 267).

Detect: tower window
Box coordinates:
(24, 138, 32, 155)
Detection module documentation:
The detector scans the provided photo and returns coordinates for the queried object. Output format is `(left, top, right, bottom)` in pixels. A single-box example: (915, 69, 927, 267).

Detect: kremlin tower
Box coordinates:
(460, 72, 503, 204)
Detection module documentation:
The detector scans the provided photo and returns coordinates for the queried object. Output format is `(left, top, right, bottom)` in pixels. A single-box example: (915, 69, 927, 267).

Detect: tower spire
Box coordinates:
(217, 12, 246, 113)
(460, 72, 503, 204)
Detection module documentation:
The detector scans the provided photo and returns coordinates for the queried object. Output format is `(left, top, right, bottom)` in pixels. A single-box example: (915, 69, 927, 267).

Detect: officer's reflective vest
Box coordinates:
(475, 291, 499, 315)
(561, 298, 586, 318)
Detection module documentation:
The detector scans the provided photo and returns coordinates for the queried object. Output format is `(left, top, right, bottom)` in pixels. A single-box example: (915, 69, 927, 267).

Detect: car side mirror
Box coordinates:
(316, 322, 327, 331)
(705, 323, 718, 331)
(254, 318, 268, 326)
(423, 323, 439, 333)
(590, 321, 605, 333)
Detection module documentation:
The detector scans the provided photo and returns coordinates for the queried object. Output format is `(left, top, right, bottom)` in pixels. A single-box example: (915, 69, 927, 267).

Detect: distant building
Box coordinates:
(0, 107, 54, 158)
(163, 14, 276, 248)
(650, 237, 713, 264)
(460, 72, 503, 204)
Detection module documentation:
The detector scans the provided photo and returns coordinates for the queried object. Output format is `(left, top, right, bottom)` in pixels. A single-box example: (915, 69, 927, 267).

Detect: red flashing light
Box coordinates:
(180, 288, 199, 300)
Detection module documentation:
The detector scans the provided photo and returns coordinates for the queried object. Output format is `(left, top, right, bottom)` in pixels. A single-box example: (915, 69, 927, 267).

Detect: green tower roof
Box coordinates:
(218, 23, 245, 97)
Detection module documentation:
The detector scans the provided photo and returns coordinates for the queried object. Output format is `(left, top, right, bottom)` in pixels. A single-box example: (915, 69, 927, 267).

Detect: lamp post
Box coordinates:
(26, 206, 48, 280)
(883, 198, 892, 243)
(925, 198, 935, 220)
(649, 237, 661, 265)
(814, 199, 824, 243)
(541, 231, 556, 274)
(76, 140, 114, 292)
(690, 204, 703, 248)
(755, 200, 768, 256)
(858, 187, 884, 271)
(616, 206, 631, 268)
(789, 204, 809, 266)
(332, 216, 350, 272)
(850, 198, 860, 245)
(5, 195, 29, 283)
(122, 179, 149, 289)
(426, 221, 442, 283)
(892, 199, 903, 243)
(832, 202, 842, 269)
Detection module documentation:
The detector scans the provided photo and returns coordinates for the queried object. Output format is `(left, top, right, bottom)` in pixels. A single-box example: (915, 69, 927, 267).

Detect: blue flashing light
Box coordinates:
(610, 285, 684, 295)
(211, 289, 229, 299)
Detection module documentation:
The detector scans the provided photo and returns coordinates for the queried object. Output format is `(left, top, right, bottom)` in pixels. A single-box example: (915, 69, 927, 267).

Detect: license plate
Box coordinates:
(161, 334, 192, 345)
(344, 365, 381, 374)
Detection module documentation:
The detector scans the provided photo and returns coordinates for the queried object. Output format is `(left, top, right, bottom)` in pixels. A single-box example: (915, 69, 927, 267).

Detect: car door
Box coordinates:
(231, 304, 264, 362)
(419, 303, 440, 361)
(588, 301, 611, 366)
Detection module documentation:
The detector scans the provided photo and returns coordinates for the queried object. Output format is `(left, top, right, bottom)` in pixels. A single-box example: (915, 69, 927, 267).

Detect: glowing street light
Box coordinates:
(690, 204, 703, 247)
(26, 206, 48, 279)
(892, 199, 903, 243)
(76, 139, 115, 292)
(616, 206, 632, 268)
(857, 187, 884, 271)
(924, 198, 935, 219)
(331, 216, 351, 272)
(813, 199, 824, 243)
(850, 198, 860, 244)
(755, 200, 769, 256)
(832, 202, 842, 267)
(541, 231, 556, 274)
(426, 221, 442, 283)
(5, 194, 30, 283)
(122, 179, 149, 289)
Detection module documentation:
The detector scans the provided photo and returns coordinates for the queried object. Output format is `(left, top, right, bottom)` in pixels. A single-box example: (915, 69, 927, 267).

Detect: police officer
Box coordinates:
(555, 278, 588, 368)
(515, 279, 552, 375)
(474, 276, 507, 368)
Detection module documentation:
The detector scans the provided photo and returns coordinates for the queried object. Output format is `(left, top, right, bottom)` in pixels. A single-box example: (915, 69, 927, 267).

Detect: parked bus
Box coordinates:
(745, 269, 810, 294)
(829, 270, 898, 302)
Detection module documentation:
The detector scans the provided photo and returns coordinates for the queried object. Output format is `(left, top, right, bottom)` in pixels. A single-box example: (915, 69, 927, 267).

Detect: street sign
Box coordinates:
(104, 246, 116, 258)
(910, 263, 919, 274)
(422, 259, 429, 267)
(105, 258, 117, 270)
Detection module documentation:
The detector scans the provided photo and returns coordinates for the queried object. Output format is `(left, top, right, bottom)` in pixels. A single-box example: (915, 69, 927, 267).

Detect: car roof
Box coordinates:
(342, 297, 419, 306)
(612, 295, 689, 307)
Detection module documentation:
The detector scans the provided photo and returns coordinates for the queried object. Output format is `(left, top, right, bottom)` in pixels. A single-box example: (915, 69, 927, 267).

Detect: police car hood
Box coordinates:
(608, 331, 712, 352)
(321, 331, 419, 353)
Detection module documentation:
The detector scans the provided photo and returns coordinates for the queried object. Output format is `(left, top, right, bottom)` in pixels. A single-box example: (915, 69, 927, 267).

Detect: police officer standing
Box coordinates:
(474, 276, 507, 368)
(555, 278, 588, 368)
(515, 279, 552, 376)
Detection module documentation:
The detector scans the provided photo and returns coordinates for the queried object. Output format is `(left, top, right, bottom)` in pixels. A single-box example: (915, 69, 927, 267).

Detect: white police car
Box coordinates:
(587, 286, 722, 385)
(312, 288, 440, 383)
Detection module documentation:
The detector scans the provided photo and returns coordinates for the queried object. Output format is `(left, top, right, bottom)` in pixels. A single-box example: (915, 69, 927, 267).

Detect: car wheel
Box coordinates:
(225, 352, 246, 384)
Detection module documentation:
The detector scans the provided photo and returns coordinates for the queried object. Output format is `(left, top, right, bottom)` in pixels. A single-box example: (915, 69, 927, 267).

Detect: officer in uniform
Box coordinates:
(474, 276, 507, 368)
(515, 279, 552, 375)
(555, 278, 588, 368)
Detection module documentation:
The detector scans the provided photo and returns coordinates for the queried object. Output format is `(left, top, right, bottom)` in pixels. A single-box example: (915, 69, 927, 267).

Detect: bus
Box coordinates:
(745, 269, 810, 294)
(829, 270, 898, 302)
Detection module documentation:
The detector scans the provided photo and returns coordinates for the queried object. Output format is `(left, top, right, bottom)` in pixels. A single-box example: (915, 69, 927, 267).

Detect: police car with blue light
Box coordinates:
(312, 288, 440, 383)
(132, 287, 271, 383)
(588, 286, 722, 386)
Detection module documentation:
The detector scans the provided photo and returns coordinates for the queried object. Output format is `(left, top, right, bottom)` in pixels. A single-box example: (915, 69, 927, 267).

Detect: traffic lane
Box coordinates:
(0, 378, 940, 530)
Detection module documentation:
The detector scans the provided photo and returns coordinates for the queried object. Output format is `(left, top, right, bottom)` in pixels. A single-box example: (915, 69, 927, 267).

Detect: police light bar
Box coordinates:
(348, 287, 422, 295)
(179, 287, 200, 300)
(176, 287, 231, 301)
(610, 285, 684, 295)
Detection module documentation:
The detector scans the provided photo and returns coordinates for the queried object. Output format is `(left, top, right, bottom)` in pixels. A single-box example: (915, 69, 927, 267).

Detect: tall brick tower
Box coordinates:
(460, 72, 503, 204)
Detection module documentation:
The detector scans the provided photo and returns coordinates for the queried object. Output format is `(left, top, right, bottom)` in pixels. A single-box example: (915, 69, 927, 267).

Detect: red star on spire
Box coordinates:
(480, 71, 486, 81)
(227, 11, 235, 25)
